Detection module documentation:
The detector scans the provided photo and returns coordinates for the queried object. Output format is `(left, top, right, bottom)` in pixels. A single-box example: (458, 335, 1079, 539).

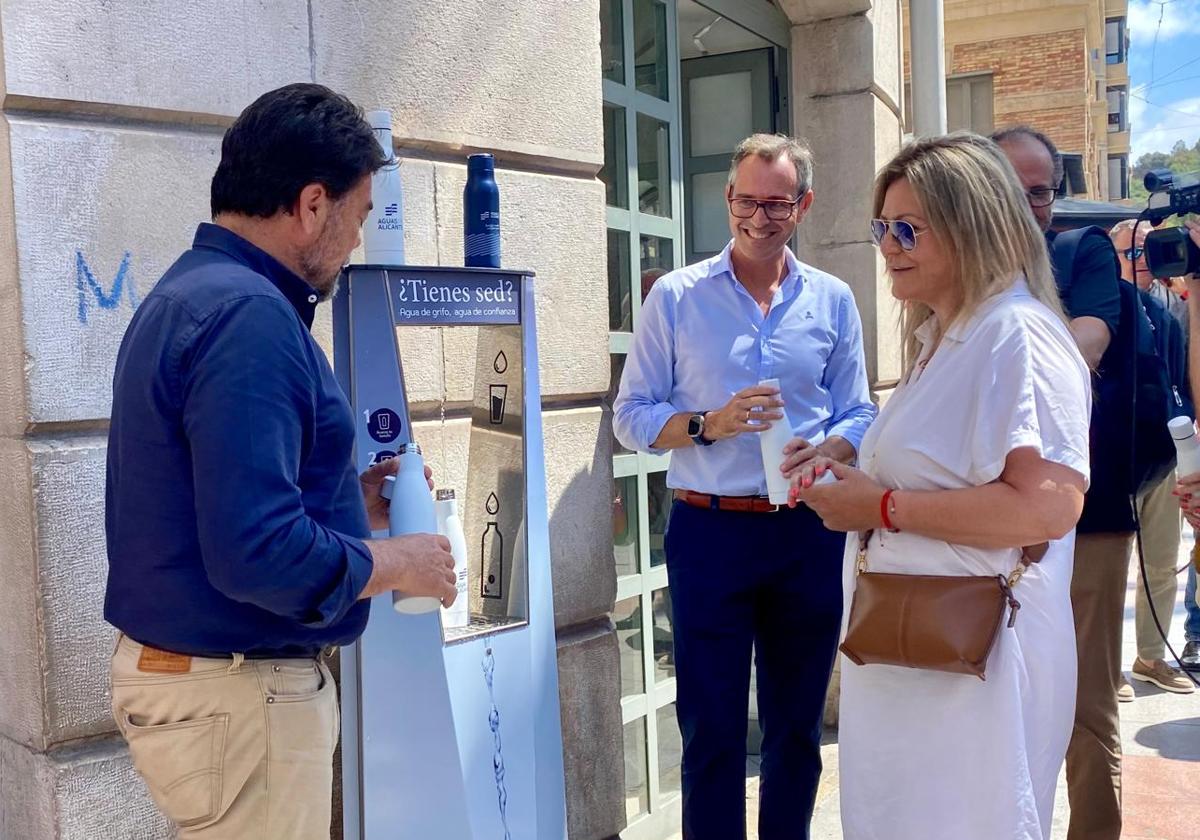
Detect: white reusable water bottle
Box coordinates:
(384, 443, 441, 614)
(362, 110, 406, 266)
(435, 489, 470, 629)
(1169, 416, 1200, 477)
(757, 378, 795, 505)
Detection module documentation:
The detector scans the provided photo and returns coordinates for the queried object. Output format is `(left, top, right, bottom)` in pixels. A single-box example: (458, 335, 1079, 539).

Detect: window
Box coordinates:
(1106, 18, 1126, 65)
(903, 74, 994, 134)
(1107, 86, 1127, 133)
(945, 74, 994, 134)
(1108, 155, 1129, 201)
(1060, 153, 1087, 196)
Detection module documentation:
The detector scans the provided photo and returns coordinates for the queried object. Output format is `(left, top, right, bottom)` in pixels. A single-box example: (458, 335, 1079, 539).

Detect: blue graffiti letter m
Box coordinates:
(76, 251, 140, 325)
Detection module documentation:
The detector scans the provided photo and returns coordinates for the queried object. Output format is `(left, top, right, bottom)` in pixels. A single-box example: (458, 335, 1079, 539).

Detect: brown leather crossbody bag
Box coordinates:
(839, 530, 1047, 680)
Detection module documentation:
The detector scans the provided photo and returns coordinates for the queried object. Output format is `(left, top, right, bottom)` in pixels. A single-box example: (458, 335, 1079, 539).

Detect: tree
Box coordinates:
(1129, 139, 1200, 204)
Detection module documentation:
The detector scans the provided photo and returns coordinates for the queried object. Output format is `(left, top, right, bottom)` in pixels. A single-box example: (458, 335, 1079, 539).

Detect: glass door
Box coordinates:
(601, 2, 789, 837)
(601, 2, 685, 836)
(681, 47, 776, 263)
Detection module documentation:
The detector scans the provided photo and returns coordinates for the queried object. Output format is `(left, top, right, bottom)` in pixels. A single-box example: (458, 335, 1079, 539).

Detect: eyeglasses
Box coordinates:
(870, 218, 929, 252)
(1123, 247, 1145, 261)
(727, 195, 803, 220)
(1026, 188, 1057, 208)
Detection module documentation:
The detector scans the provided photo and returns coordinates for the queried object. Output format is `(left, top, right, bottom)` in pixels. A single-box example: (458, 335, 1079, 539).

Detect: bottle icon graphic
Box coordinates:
(481, 492, 504, 599)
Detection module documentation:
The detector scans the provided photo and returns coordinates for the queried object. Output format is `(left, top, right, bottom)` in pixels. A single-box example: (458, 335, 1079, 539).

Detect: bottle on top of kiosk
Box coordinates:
(363, 110, 405, 267)
(464, 153, 500, 268)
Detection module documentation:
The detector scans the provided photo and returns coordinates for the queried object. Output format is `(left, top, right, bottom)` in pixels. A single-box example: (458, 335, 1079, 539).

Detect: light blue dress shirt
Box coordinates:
(613, 241, 877, 496)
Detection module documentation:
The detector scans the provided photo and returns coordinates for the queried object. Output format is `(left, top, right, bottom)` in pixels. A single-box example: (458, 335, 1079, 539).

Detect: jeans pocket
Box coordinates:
(120, 711, 229, 828)
(264, 660, 337, 754)
(268, 660, 322, 698)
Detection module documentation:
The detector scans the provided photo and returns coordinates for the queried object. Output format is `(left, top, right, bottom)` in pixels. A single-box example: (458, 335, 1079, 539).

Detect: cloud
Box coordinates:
(1128, 0, 1200, 41)
(1131, 95, 1200, 160)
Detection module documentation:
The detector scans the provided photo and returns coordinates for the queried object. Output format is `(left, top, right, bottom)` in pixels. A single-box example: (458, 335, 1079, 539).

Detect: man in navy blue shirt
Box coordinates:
(997, 126, 1127, 840)
(105, 84, 456, 839)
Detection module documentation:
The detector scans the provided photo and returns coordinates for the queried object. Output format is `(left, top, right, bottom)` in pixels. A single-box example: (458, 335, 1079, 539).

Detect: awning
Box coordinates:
(1051, 197, 1142, 231)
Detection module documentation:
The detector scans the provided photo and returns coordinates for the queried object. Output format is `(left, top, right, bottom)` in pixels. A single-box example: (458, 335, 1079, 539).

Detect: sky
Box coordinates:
(1127, 0, 1200, 162)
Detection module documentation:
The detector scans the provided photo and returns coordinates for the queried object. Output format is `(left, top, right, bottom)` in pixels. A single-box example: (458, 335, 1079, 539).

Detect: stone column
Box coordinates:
(779, 0, 905, 389)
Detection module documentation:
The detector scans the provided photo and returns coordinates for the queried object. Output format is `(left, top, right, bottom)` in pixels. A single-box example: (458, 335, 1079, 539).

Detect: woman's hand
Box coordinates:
(781, 437, 820, 483)
(781, 436, 857, 486)
(1175, 469, 1200, 527)
(790, 459, 886, 533)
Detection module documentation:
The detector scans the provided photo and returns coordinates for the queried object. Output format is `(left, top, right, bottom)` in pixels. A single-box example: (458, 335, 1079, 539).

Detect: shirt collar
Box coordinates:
(916, 276, 1033, 347)
(192, 223, 322, 329)
(710, 240, 804, 293)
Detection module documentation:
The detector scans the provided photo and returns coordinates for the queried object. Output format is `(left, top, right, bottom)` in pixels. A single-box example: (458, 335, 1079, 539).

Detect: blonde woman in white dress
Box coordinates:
(791, 132, 1092, 840)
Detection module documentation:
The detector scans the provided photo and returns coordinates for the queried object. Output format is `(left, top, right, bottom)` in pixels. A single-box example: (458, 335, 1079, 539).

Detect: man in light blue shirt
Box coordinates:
(614, 133, 875, 840)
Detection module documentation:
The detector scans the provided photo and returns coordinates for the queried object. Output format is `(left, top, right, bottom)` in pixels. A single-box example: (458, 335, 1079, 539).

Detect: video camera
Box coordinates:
(1142, 169, 1200, 278)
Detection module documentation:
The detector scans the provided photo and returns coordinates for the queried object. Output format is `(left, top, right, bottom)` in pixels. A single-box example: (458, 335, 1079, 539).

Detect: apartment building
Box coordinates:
(905, 0, 1132, 200)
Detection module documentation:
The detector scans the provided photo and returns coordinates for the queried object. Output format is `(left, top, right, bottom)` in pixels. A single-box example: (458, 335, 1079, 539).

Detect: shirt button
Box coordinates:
(266, 697, 276, 704)
(307, 294, 318, 304)
(272, 665, 281, 672)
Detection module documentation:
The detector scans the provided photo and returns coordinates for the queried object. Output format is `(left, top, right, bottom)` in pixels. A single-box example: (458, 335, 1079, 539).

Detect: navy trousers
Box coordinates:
(664, 499, 844, 840)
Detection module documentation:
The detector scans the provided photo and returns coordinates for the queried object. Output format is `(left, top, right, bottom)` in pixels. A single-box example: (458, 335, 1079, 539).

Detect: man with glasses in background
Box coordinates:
(614, 133, 875, 840)
(1107, 219, 1194, 700)
(996, 125, 1127, 840)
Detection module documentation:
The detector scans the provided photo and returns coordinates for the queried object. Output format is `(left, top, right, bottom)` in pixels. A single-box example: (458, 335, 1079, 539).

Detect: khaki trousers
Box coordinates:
(1134, 470, 1183, 661)
(110, 634, 339, 840)
(1065, 531, 1134, 840)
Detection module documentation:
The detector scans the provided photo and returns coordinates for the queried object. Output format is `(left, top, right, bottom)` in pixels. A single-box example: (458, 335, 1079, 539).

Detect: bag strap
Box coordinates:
(856, 529, 1048, 587)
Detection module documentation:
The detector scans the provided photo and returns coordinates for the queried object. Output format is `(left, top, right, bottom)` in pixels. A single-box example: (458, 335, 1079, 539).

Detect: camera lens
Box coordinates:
(1144, 168, 1174, 193)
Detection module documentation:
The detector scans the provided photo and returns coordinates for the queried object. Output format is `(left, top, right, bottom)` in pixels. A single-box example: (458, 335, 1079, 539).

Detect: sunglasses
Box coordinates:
(1123, 247, 1144, 261)
(870, 218, 929, 252)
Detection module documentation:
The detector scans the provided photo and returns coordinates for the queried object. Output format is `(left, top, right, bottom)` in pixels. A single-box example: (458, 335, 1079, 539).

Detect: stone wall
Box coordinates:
(0, 2, 621, 838)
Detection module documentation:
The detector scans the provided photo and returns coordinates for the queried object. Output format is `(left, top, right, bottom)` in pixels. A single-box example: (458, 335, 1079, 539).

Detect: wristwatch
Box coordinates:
(687, 412, 714, 446)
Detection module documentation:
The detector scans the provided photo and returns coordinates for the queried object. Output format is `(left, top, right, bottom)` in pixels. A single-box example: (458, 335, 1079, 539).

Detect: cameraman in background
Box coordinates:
(1174, 219, 1200, 669)
(1108, 219, 1194, 698)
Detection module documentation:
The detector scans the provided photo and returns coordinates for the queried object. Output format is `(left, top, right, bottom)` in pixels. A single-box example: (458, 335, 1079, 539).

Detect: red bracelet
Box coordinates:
(880, 489, 899, 532)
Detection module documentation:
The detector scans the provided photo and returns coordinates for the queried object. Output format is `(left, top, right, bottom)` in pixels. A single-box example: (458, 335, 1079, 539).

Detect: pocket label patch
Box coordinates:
(137, 646, 193, 674)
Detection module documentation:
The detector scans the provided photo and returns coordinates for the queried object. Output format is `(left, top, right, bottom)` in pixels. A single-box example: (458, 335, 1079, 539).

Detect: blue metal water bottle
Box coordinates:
(464, 153, 501, 268)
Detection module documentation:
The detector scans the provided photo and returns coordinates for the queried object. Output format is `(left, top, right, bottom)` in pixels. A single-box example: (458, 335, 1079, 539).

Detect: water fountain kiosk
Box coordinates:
(333, 263, 567, 840)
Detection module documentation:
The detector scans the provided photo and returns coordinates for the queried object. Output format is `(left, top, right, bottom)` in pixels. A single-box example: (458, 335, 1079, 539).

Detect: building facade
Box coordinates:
(0, 2, 901, 838)
(905, 0, 1132, 200)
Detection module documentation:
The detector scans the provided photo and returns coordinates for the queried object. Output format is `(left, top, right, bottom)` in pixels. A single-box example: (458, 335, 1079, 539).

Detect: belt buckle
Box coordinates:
(754, 495, 780, 513)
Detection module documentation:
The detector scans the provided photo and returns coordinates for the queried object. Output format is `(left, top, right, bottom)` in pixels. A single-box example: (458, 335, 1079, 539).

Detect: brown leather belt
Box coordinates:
(674, 489, 781, 513)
